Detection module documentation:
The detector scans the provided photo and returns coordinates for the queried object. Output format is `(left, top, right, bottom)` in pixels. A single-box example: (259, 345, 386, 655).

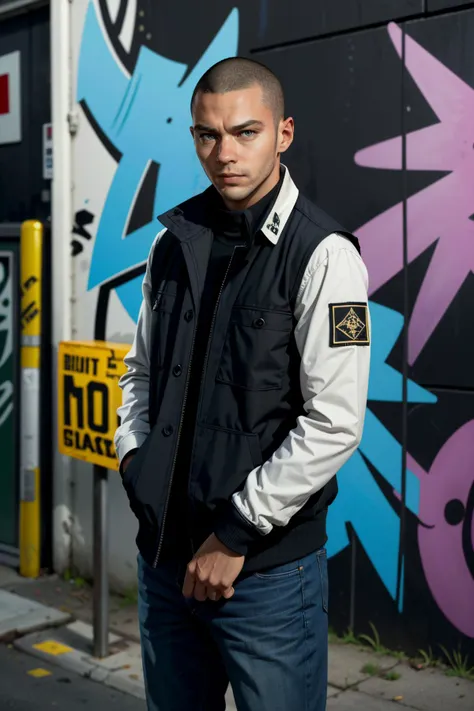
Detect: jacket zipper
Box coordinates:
(199, 246, 242, 405)
(152, 245, 242, 567)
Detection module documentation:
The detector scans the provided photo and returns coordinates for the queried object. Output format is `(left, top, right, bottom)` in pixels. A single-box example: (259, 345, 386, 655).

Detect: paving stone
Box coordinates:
(328, 688, 407, 709)
(328, 643, 398, 689)
(359, 663, 474, 711)
(0, 590, 70, 640)
(89, 666, 111, 683)
(14, 628, 99, 677)
(92, 641, 142, 674)
(0, 565, 25, 588)
(5, 573, 141, 642)
(67, 619, 122, 646)
(105, 667, 146, 701)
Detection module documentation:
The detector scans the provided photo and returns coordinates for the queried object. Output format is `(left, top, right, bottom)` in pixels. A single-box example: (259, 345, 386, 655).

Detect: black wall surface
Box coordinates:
(0, 6, 51, 223)
(79, 0, 474, 658)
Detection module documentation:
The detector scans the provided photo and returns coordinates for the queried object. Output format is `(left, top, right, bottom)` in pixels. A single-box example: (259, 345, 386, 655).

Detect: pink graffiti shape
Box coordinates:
(407, 421, 474, 638)
(355, 22, 474, 365)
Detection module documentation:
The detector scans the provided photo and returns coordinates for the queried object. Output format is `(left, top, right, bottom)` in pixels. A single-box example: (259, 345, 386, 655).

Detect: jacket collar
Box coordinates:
(158, 164, 299, 245)
(259, 164, 299, 245)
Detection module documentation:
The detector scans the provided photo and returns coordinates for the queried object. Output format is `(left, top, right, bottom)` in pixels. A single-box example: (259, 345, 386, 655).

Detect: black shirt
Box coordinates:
(160, 173, 284, 561)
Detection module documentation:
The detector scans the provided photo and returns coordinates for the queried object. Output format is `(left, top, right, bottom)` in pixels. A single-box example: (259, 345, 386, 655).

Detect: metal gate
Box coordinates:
(0, 224, 20, 563)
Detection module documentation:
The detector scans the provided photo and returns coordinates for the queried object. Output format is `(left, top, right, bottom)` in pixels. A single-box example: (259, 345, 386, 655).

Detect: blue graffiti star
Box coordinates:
(77, 2, 239, 321)
(327, 301, 436, 603)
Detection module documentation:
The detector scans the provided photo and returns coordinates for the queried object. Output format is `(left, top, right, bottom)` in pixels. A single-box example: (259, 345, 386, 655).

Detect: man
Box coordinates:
(115, 57, 370, 711)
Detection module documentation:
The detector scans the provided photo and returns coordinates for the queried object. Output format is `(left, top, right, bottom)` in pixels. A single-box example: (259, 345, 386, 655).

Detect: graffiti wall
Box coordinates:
(70, 0, 474, 653)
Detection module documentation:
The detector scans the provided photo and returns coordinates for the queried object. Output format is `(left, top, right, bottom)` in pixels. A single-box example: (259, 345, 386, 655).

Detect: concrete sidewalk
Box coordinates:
(1, 565, 473, 710)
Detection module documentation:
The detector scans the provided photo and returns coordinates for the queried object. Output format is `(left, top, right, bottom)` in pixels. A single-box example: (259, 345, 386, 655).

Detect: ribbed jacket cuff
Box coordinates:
(214, 503, 262, 556)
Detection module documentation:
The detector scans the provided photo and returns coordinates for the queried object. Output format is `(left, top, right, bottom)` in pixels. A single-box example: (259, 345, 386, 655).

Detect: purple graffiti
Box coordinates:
(354, 22, 474, 636)
(354, 22, 474, 365)
(407, 422, 474, 638)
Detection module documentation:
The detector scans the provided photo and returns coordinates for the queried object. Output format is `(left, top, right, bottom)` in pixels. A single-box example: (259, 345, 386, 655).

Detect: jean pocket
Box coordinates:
(254, 559, 303, 580)
(316, 548, 329, 613)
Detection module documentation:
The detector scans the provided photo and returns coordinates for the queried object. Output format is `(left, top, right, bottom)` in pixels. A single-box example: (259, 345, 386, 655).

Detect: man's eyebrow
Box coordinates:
(231, 119, 264, 131)
(193, 120, 264, 132)
(194, 124, 215, 132)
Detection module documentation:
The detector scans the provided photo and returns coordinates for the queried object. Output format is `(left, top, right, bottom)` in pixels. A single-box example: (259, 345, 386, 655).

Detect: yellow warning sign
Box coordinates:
(32, 640, 74, 656)
(58, 341, 129, 470)
(28, 668, 52, 677)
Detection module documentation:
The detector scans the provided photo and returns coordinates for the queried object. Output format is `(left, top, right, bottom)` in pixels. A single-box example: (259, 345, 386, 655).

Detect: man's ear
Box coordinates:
(278, 117, 294, 154)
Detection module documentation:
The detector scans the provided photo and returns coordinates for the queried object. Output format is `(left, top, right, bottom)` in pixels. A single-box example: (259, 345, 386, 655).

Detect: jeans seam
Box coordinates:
(316, 551, 328, 613)
(299, 564, 311, 711)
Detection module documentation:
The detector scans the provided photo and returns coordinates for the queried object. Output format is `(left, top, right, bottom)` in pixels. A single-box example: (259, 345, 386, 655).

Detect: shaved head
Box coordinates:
(191, 57, 285, 123)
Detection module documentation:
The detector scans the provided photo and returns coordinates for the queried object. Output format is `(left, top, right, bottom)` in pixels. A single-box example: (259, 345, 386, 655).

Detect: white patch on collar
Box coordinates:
(261, 165, 299, 245)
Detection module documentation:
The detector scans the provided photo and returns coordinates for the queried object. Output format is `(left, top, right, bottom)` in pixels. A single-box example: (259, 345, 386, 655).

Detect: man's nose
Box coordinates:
(216, 135, 237, 164)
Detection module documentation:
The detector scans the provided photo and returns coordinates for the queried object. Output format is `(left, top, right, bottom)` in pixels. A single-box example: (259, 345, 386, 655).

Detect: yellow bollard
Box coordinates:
(19, 220, 43, 578)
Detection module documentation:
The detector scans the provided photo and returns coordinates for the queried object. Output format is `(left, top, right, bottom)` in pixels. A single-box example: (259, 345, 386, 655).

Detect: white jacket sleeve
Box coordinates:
(114, 230, 165, 465)
(230, 233, 371, 535)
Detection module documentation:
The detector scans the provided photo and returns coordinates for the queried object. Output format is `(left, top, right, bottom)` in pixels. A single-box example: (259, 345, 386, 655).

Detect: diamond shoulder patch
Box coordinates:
(329, 303, 370, 347)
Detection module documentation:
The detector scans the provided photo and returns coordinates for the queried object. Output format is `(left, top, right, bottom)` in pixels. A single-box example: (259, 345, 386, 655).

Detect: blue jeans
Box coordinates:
(137, 549, 329, 711)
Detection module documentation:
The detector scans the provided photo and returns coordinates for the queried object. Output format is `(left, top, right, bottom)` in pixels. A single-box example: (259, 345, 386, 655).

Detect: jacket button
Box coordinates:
(162, 425, 173, 437)
(172, 364, 182, 377)
(184, 310, 194, 322)
(253, 317, 266, 329)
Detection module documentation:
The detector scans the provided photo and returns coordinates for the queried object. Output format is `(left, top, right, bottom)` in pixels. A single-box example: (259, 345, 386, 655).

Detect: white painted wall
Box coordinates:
(51, 0, 140, 590)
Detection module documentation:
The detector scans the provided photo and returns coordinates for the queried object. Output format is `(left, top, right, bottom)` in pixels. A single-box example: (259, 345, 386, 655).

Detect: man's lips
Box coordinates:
(217, 173, 245, 180)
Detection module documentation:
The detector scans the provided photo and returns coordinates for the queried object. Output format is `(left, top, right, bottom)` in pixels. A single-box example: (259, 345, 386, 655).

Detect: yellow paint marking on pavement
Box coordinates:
(32, 640, 74, 656)
(28, 668, 52, 678)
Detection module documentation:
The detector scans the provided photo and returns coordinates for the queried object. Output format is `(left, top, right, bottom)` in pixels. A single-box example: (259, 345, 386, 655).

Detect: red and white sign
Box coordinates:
(0, 51, 21, 145)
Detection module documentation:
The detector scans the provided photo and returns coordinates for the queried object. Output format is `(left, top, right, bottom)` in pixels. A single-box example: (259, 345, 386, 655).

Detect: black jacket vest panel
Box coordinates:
(124, 190, 359, 571)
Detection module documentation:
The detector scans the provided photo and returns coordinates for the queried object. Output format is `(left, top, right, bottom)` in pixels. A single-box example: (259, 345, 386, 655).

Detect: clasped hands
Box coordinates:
(182, 533, 245, 602)
(122, 455, 243, 602)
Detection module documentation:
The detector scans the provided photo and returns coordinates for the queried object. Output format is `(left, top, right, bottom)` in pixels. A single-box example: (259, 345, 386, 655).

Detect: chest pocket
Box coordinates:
(151, 291, 177, 367)
(216, 306, 293, 391)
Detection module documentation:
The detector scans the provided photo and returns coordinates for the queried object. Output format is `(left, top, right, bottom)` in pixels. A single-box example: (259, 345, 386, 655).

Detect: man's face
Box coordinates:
(191, 84, 293, 209)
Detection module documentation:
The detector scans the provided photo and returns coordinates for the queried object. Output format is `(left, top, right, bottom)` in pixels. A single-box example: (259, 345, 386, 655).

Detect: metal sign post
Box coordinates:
(57, 341, 129, 658)
(93, 464, 109, 658)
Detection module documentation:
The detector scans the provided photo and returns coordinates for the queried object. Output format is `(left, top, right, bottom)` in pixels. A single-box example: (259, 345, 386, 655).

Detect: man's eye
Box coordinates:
(239, 130, 256, 138)
(200, 133, 216, 142)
